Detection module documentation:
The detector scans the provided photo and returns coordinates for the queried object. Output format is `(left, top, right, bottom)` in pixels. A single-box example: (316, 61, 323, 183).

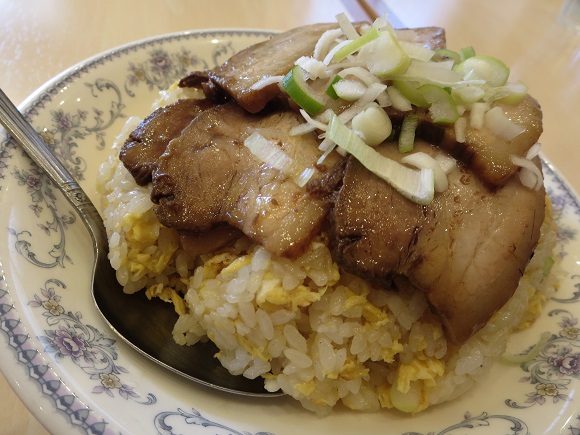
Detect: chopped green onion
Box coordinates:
(289, 122, 316, 137)
(325, 75, 342, 99)
(333, 79, 367, 101)
(418, 84, 459, 124)
(511, 152, 544, 190)
(357, 30, 411, 78)
(454, 116, 468, 143)
(327, 113, 434, 205)
(469, 101, 490, 129)
(399, 59, 467, 87)
(295, 56, 328, 80)
(244, 132, 314, 187)
(298, 109, 328, 131)
(282, 65, 326, 115)
(337, 82, 388, 123)
(484, 106, 525, 140)
(433, 48, 461, 64)
(373, 14, 393, 32)
(351, 102, 392, 146)
(398, 114, 419, 153)
(495, 81, 529, 105)
(393, 80, 429, 107)
(313, 28, 344, 60)
(401, 151, 449, 192)
(316, 138, 337, 165)
(333, 25, 380, 62)
(454, 55, 510, 87)
(323, 39, 351, 64)
(250, 75, 284, 91)
(335, 12, 360, 40)
(399, 40, 435, 62)
(459, 46, 476, 60)
(339, 66, 381, 86)
(386, 86, 413, 111)
(451, 85, 486, 104)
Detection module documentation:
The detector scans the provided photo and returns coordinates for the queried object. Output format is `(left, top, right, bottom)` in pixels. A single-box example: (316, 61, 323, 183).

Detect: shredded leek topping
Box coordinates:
(398, 114, 419, 153)
(276, 13, 540, 204)
(511, 142, 544, 191)
(326, 113, 435, 205)
(244, 132, 314, 187)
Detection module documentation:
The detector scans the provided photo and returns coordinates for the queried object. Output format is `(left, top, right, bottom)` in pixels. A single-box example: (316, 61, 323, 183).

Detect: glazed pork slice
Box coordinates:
(179, 25, 446, 114)
(151, 101, 344, 258)
(206, 23, 341, 114)
(330, 140, 545, 344)
(178, 226, 244, 258)
(387, 94, 543, 188)
(119, 98, 215, 185)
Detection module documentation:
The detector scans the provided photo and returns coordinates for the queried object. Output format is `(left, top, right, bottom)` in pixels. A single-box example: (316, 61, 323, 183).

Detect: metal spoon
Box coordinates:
(0, 87, 282, 397)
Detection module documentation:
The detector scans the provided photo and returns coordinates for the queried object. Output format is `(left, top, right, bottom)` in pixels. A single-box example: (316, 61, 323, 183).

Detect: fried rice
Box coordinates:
(96, 85, 560, 415)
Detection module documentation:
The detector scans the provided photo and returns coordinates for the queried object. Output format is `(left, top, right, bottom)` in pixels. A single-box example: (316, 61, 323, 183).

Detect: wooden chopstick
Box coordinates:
(341, 0, 405, 28)
(356, 0, 385, 21)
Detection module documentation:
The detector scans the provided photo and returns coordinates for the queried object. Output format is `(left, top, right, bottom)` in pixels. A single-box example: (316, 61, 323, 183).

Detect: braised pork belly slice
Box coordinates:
(178, 25, 447, 114)
(207, 23, 340, 114)
(387, 94, 542, 189)
(151, 101, 344, 258)
(178, 226, 244, 258)
(330, 140, 545, 344)
(119, 98, 215, 186)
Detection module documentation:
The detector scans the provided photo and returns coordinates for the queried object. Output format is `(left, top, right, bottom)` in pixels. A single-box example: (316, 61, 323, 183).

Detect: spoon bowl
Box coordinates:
(0, 87, 282, 397)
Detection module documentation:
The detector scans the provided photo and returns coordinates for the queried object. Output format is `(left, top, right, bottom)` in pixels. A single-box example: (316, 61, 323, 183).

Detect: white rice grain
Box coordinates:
(284, 348, 313, 369)
(284, 324, 308, 353)
(256, 308, 275, 340)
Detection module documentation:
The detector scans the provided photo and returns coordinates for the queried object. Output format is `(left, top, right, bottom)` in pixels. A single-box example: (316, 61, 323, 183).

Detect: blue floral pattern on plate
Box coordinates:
(0, 29, 579, 435)
(28, 278, 156, 403)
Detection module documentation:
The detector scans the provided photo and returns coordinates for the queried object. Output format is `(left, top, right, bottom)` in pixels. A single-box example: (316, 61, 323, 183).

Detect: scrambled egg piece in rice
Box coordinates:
(117, 211, 188, 314)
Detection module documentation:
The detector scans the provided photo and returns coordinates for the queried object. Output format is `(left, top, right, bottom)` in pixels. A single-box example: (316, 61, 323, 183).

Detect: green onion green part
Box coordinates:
(399, 114, 419, 153)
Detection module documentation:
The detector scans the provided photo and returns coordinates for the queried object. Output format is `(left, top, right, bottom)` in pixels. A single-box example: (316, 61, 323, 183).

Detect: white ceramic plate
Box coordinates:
(1, 29, 580, 435)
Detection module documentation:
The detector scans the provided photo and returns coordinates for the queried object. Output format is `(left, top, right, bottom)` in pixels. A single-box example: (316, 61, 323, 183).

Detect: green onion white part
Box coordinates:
(244, 132, 314, 187)
(454, 116, 468, 143)
(351, 102, 393, 146)
(469, 102, 490, 129)
(326, 113, 435, 205)
(401, 152, 449, 192)
(336, 12, 360, 40)
(332, 79, 367, 101)
(332, 25, 380, 62)
(511, 142, 544, 191)
(386, 86, 413, 111)
(419, 84, 458, 124)
(454, 55, 510, 87)
(250, 75, 285, 91)
(483, 106, 525, 140)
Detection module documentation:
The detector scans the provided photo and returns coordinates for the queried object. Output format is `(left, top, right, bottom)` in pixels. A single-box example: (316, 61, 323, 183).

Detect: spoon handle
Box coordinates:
(0, 87, 107, 249)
